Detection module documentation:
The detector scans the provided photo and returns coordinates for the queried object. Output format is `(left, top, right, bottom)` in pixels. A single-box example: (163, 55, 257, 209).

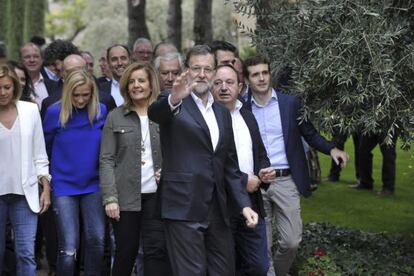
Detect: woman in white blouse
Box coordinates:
(0, 64, 51, 276)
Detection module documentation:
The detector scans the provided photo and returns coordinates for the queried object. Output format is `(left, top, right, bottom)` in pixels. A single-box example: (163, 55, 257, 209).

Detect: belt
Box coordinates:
(275, 169, 291, 177)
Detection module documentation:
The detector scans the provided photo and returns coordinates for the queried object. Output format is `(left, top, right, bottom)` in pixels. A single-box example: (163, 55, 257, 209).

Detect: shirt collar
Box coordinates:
(112, 79, 119, 87)
(33, 73, 44, 85)
(232, 99, 243, 114)
(251, 88, 277, 107)
(122, 105, 134, 116)
(191, 91, 214, 109)
(44, 67, 60, 82)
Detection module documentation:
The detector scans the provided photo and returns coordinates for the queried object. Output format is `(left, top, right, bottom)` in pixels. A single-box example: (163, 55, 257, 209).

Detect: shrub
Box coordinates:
(291, 222, 414, 275)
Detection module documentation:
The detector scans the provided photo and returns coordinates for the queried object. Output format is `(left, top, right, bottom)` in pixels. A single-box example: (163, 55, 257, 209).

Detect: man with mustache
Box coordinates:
(148, 45, 258, 276)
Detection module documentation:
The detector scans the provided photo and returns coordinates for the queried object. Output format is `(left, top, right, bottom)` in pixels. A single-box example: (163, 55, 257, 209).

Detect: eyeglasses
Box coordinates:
(190, 66, 214, 75)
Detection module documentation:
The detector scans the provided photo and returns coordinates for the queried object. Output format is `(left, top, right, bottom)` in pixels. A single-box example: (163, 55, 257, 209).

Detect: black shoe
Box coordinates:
(349, 183, 373, 190)
(325, 175, 339, 182)
(378, 189, 394, 196)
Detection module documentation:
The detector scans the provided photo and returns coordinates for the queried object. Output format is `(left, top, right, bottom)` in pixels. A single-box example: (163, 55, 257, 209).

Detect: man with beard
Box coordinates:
(148, 45, 258, 276)
(107, 44, 131, 106)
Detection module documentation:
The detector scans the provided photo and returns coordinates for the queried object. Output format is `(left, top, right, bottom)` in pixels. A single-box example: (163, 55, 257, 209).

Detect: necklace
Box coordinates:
(140, 118, 149, 165)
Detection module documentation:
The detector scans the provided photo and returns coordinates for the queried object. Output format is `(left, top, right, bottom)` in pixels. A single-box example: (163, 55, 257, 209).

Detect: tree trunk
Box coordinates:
(23, 0, 46, 42)
(6, 0, 25, 60)
(256, 0, 273, 30)
(127, 0, 150, 50)
(166, 0, 182, 50)
(0, 0, 7, 41)
(193, 0, 212, 45)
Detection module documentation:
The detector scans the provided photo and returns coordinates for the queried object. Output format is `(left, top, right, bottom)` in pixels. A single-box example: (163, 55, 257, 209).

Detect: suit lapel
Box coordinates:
(183, 96, 213, 149)
(277, 92, 290, 148)
(212, 103, 224, 153)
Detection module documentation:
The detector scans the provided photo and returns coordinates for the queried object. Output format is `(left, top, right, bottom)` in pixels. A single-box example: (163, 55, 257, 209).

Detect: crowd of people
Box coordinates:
(0, 35, 395, 276)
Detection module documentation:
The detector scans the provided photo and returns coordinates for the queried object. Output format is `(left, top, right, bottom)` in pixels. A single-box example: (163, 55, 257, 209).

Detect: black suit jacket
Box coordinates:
(238, 107, 270, 218)
(40, 78, 116, 119)
(148, 93, 251, 225)
(96, 77, 111, 95)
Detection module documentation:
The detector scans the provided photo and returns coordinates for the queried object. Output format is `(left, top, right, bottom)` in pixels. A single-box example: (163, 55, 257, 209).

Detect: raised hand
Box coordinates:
(170, 70, 195, 105)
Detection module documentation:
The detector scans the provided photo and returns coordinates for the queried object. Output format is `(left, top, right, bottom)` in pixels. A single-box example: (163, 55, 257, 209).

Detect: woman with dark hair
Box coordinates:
(0, 64, 51, 276)
(6, 60, 36, 102)
(100, 62, 170, 275)
(43, 69, 107, 276)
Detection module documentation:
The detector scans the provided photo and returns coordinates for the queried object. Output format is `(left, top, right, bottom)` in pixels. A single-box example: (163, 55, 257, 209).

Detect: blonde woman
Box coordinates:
(0, 64, 51, 276)
(43, 69, 107, 276)
(100, 62, 170, 275)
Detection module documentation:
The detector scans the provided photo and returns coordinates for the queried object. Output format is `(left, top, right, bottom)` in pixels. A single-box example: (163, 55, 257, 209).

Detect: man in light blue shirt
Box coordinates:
(243, 55, 349, 276)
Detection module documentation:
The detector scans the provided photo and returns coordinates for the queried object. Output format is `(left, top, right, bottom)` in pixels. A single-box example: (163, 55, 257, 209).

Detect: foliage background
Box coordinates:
(233, 0, 414, 148)
(46, 0, 238, 63)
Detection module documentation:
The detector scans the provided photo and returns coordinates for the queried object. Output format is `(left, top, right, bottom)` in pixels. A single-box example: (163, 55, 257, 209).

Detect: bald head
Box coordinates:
(63, 54, 87, 79)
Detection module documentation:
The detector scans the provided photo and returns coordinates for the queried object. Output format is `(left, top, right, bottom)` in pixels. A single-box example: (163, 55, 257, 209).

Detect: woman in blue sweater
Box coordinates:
(43, 69, 107, 276)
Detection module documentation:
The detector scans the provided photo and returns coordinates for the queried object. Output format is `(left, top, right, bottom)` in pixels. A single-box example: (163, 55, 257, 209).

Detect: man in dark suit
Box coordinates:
(212, 64, 276, 276)
(20, 42, 58, 108)
(243, 55, 349, 276)
(148, 45, 258, 276)
(40, 54, 116, 119)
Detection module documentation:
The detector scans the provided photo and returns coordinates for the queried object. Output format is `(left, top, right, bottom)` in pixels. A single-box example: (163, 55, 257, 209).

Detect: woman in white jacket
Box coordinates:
(0, 64, 51, 276)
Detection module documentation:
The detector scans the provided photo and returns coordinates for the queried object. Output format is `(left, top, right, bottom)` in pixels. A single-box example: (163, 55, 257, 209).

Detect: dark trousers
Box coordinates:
(39, 207, 58, 273)
(231, 216, 269, 276)
(358, 133, 397, 191)
(111, 193, 170, 276)
(165, 219, 235, 276)
(329, 132, 360, 180)
(112, 211, 142, 276)
(2, 221, 16, 276)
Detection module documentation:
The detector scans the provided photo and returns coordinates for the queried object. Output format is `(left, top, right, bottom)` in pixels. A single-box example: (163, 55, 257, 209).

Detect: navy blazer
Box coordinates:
(148, 93, 251, 225)
(237, 107, 270, 218)
(245, 90, 335, 197)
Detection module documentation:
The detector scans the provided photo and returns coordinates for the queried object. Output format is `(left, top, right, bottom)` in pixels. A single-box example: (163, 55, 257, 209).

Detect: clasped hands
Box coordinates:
(246, 167, 276, 193)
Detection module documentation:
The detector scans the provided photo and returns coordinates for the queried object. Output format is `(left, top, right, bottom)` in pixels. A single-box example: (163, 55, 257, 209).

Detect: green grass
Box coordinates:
(301, 140, 414, 239)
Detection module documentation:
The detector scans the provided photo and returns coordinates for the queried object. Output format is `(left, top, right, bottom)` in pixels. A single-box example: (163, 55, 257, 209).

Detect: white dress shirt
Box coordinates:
(110, 79, 124, 106)
(190, 92, 219, 151)
(139, 115, 157, 193)
(168, 92, 219, 151)
(230, 100, 254, 175)
(33, 73, 49, 108)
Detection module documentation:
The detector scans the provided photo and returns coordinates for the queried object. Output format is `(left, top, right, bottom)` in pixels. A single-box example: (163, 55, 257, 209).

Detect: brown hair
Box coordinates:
(119, 62, 160, 108)
(0, 63, 22, 103)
